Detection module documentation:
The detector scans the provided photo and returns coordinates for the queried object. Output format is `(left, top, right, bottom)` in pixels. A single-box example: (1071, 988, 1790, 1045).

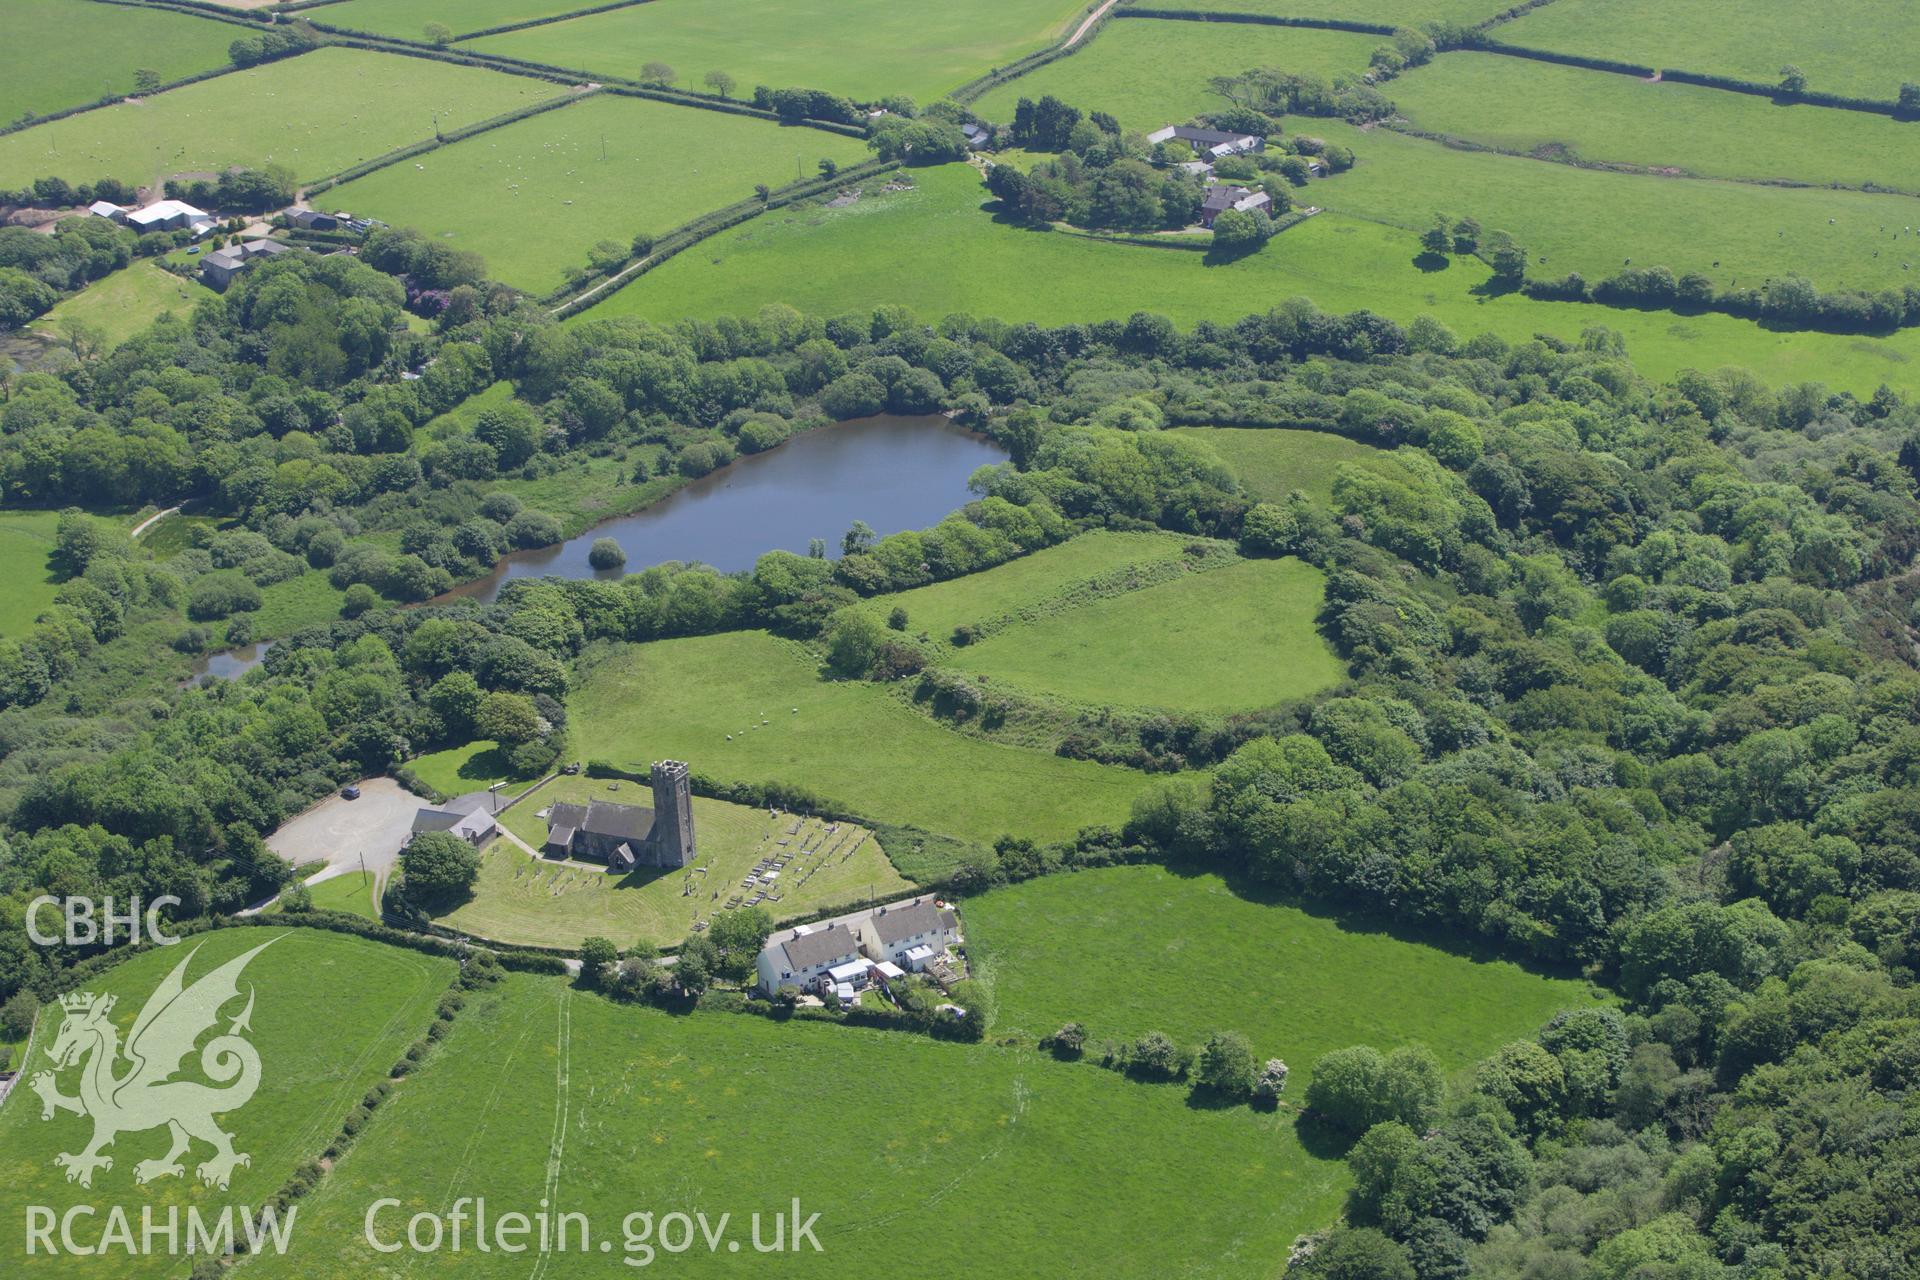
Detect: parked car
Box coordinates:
(340, 785, 361, 800)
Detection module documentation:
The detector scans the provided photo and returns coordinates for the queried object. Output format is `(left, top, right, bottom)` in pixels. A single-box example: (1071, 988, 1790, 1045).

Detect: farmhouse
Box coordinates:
(410, 796, 498, 847)
(124, 198, 216, 235)
(856, 896, 960, 972)
(1148, 124, 1264, 160)
(542, 760, 696, 869)
(199, 238, 293, 290)
(1200, 185, 1272, 229)
(755, 921, 863, 995)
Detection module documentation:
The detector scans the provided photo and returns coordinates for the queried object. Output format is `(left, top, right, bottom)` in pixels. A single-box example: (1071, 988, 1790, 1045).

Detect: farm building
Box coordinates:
(285, 208, 340, 231)
(199, 238, 293, 290)
(542, 760, 696, 869)
(1200, 185, 1271, 228)
(124, 198, 216, 235)
(1148, 124, 1264, 160)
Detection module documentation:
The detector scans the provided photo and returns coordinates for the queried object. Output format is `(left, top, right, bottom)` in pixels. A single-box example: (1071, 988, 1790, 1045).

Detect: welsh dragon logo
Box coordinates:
(28, 938, 276, 1191)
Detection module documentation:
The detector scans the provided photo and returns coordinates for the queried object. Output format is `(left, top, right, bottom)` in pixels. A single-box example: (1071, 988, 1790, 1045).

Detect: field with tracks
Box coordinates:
(317, 0, 612, 40)
(327, 93, 867, 291)
(1127, 0, 1508, 22)
(465, 0, 1089, 104)
(246, 972, 1352, 1279)
(570, 629, 1173, 842)
(434, 779, 912, 948)
(0, 0, 238, 126)
(966, 863, 1602, 1072)
(0, 928, 453, 1279)
(594, 163, 1920, 392)
(0, 48, 563, 187)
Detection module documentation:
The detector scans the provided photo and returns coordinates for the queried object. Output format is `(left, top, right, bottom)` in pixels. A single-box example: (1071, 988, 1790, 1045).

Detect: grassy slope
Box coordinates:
(858, 529, 1198, 639)
(284, 868, 382, 919)
(973, 19, 1383, 129)
(465, 0, 1088, 104)
(1497, 0, 1919, 102)
(952, 556, 1346, 712)
(1169, 426, 1380, 504)
(0, 0, 238, 125)
(596, 163, 1920, 393)
(967, 863, 1604, 1073)
(28, 262, 202, 349)
(249, 973, 1350, 1279)
(327, 93, 868, 292)
(318, 0, 609, 39)
(0, 928, 453, 1279)
(1301, 116, 1918, 292)
(570, 629, 1172, 842)
(0, 511, 65, 640)
(435, 779, 911, 948)
(0, 47, 563, 187)
(1390, 52, 1920, 193)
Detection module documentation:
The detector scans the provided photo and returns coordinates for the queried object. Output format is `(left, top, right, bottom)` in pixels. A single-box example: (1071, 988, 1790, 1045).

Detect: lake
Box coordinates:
(440, 413, 1006, 605)
(188, 640, 274, 683)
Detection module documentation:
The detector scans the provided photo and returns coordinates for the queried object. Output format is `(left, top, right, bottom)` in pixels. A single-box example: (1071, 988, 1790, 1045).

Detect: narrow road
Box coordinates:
(128, 505, 180, 539)
(1066, 0, 1118, 48)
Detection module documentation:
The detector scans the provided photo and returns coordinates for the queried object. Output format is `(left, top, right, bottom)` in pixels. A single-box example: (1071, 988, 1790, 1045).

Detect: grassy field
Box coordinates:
(408, 736, 543, 796)
(0, 47, 565, 187)
(281, 868, 382, 919)
(1130, 0, 1512, 23)
(857, 530, 1200, 639)
(247, 973, 1351, 1279)
(570, 630, 1173, 842)
(28, 262, 201, 349)
(1390, 52, 1920, 193)
(966, 863, 1603, 1074)
(1297, 116, 1918, 292)
(0, 0, 238, 126)
(465, 0, 1090, 104)
(0, 510, 67, 640)
(594, 162, 1920, 393)
(1496, 0, 1920, 103)
(326, 93, 867, 292)
(434, 778, 912, 948)
(318, 0, 613, 39)
(951, 557, 1345, 712)
(973, 19, 1383, 129)
(1170, 426, 1380, 505)
(0, 927, 453, 1279)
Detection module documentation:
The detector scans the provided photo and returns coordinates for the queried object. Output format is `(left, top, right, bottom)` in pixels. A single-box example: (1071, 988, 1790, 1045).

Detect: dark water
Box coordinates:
(188, 640, 273, 683)
(439, 414, 1007, 605)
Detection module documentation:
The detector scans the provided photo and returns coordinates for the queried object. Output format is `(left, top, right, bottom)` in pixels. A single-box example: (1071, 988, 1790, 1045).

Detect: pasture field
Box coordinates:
(326, 93, 868, 292)
(1169, 426, 1380, 504)
(856, 529, 1201, 640)
(408, 736, 542, 796)
(0, 0, 238, 126)
(598, 163, 1920, 393)
(247, 973, 1351, 1279)
(1496, 0, 1919, 103)
(317, 0, 611, 40)
(0, 928, 453, 1279)
(570, 629, 1173, 842)
(1389, 53, 1920, 193)
(434, 778, 912, 948)
(464, 0, 1088, 104)
(1302, 116, 1917, 292)
(951, 556, 1345, 712)
(966, 863, 1603, 1074)
(28, 262, 201, 349)
(0, 510, 66, 640)
(285, 868, 382, 919)
(1127, 0, 1511, 23)
(972, 19, 1383, 130)
(0, 48, 564, 188)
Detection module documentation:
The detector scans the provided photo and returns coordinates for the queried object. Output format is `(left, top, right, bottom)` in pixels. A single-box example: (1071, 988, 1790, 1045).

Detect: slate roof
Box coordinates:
(778, 924, 860, 971)
(546, 799, 656, 844)
(868, 898, 948, 946)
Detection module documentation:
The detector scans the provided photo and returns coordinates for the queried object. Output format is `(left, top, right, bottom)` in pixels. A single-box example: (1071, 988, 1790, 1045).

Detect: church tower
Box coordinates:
(650, 760, 695, 867)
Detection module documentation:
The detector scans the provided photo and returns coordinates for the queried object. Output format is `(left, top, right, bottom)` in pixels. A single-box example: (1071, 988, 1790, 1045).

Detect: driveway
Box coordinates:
(267, 777, 420, 884)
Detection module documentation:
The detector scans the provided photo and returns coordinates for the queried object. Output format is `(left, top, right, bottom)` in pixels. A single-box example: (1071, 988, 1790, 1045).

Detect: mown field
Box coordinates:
(0, 510, 67, 640)
(317, 0, 611, 39)
(570, 629, 1173, 842)
(1301, 116, 1915, 292)
(1129, 0, 1511, 23)
(856, 529, 1199, 640)
(0, 48, 564, 187)
(279, 868, 382, 919)
(248, 973, 1350, 1279)
(28, 262, 201, 349)
(951, 556, 1345, 712)
(326, 93, 868, 292)
(1389, 52, 1920, 193)
(597, 163, 1920, 393)
(1169, 427, 1378, 505)
(1496, 0, 1919, 102)
(433, 778, 912, 948)
(464, 0, 1088, 104)
(972, 18, 1383, 130)
(966, 863, 1603, 1075)
(0, 928, 453, 1279)
(0, 0, 238, 126)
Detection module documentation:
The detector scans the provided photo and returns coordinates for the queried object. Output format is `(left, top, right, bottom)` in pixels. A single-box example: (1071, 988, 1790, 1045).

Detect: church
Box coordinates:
(543, 760, 696, 870)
